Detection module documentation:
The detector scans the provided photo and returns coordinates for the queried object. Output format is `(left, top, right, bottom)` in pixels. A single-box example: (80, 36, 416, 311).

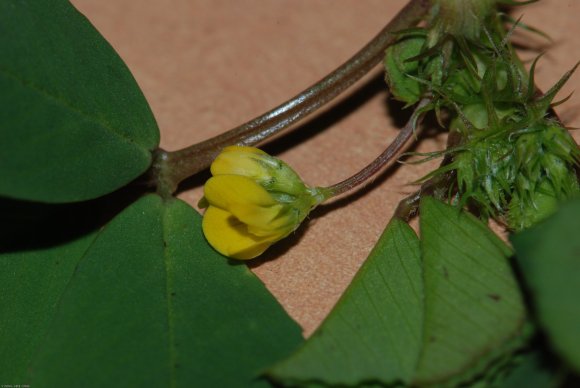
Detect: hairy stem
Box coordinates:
(323, 98, 431, 197)
(392, 116, 465, 219)
(154, 0, 433, 197)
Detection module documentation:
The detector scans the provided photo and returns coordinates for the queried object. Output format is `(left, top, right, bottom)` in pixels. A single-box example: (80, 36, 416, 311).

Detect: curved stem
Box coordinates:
(156, 0, 432, 195)
(393, 129, 462, 220)
(323, 98, 431, 197)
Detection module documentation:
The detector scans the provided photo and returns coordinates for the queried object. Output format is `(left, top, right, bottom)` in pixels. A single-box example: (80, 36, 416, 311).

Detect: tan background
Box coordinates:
(71, 0, 580, 336)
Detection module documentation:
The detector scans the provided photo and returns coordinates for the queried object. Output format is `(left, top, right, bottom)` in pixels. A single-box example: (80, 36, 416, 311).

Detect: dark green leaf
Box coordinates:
(511, 198, 580, 373)
(495, 351, 560, 388)
(438, 347, 560, 388)
(414, 198, 527, 385)
(0, 0, 159, 203)
(1, 195, 302, 386)
(384, 35, 425, 105)
(0, 223, 98, 382)
(268, 219, 423, 386)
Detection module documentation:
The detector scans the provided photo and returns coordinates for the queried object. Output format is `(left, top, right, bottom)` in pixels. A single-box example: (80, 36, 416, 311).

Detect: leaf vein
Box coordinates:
(0, 65, 145, 152)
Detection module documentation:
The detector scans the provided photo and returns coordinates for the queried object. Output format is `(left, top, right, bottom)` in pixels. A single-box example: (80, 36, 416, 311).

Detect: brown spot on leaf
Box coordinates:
(488, 294, 501, 302)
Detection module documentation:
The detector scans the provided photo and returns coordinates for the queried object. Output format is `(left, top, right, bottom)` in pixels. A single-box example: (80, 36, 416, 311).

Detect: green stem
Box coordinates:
(154, 0, 433, 197)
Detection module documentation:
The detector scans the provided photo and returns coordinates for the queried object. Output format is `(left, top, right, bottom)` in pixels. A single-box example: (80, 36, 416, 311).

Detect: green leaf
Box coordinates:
(511, 198, 580, 373)
(438, 347, 560, 388)
(414, 198, 527, 385)
(384, 35, 425, 105)
(1, 195, 302, 386)
(0, 0, 159, 203)
(268, 219, 423, 386)
(495, 351, 560, 388)
(0, 211, 99, 382)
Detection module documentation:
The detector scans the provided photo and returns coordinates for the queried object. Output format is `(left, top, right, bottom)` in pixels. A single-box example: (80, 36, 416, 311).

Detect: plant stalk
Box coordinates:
(323, 98, 431, 197)
(154, 0, 433, 197)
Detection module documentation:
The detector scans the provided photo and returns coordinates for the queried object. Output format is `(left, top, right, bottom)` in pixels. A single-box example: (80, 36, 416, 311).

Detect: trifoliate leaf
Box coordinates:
(0, 0, 159, 202)
(268, 219, 423, 386)
(414, 197, 527, 385)
(1, 195, 302, 386)
(0, 201, 99, 382)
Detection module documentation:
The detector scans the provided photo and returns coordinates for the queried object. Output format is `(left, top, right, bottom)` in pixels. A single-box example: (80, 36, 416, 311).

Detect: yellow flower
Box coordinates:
(200, 146, 328, 260)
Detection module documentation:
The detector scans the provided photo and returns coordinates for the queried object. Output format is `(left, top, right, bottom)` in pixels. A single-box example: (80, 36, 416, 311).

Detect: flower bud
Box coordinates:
(200, 146, 328, 260)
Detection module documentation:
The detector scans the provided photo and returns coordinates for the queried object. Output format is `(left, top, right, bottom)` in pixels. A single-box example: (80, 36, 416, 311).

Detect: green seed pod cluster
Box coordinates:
(451, 119, 579, 230)
(383, 0, 580, 230)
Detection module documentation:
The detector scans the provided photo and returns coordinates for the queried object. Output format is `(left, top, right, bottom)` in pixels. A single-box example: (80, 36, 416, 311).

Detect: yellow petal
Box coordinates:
(202, 206, 278, 260)
(240, 206, 297, 237)
(204, 175, 294, 232)
(222, 145, 266, 155)
(211, 146, 270, 178)
(211, 146, 309, 196)
(204, 175, 277, 209)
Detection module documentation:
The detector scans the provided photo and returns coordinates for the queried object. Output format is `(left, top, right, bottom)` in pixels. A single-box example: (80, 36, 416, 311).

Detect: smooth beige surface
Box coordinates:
(71, 0, 580, 336)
